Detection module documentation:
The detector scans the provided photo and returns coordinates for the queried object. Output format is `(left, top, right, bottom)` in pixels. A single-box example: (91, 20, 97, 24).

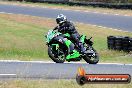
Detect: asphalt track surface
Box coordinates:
(0, 4, 132, 32)
(0, 61, 132, 79)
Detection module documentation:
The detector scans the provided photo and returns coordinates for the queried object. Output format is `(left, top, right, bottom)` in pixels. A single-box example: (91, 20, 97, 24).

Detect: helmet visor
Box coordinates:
(56, 18, 64, 24)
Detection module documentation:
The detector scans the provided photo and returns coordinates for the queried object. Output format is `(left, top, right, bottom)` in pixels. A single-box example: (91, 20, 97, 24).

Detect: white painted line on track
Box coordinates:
(76, 22, 130, 33)
(0, 60, 54, 63)
(115, 14, 120, 16)
(0, 60, 132, 65)
(0, 74, 16, 76)
(0, 60, 20, 62)
(98, 63, 125, 65)
(0, 11, 53, 20)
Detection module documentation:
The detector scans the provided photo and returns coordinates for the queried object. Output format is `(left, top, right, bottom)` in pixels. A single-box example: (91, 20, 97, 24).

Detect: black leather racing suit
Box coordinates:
(54, 21, 85, 53)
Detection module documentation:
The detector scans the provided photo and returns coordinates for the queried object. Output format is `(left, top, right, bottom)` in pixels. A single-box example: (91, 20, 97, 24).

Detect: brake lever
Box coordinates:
(89, 37, 92, 40)
(45, 35, 47, 38)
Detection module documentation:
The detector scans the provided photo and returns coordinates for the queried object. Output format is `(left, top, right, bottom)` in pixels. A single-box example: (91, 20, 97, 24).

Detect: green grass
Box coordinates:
(0, 79, 132, 88)
(0, 14, 132, 63)
(0, 17, 49, 60)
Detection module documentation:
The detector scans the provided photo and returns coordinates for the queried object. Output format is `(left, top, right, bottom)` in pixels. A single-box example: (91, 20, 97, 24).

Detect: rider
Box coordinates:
(53, 14, 86, 55)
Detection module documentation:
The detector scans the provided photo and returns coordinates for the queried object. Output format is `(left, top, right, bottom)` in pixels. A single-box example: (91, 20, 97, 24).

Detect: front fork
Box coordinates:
(86, 46, 96, 57)
(80, 35, 95, 57)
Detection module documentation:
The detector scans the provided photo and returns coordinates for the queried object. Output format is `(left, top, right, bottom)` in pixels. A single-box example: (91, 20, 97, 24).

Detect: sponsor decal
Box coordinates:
(76, 67, 131, 85)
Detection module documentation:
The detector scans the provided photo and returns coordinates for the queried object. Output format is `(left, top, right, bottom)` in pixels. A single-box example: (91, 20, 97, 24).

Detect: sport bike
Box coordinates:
(45, 30, 99, 64)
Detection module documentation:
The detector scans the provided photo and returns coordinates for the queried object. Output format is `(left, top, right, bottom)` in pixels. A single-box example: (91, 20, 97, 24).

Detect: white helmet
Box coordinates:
(56, 14, 67, 24)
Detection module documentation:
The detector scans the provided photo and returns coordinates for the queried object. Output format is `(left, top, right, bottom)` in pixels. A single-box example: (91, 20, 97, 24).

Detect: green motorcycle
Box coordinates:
(45, 30, 99, 64)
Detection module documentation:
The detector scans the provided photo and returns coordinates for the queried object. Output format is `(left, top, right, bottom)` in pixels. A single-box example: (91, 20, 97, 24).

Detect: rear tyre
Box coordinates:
(48, 46, 65, 63)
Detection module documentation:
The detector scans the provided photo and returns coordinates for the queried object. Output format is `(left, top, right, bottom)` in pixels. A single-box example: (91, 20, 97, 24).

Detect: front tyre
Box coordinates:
(48, 46, 65, 63)
(83, 46, 99, 64)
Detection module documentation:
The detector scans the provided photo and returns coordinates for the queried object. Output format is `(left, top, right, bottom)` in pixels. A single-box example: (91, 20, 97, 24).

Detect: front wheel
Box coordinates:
(83, 46, 99, 64)
(48, 46, 65, 63)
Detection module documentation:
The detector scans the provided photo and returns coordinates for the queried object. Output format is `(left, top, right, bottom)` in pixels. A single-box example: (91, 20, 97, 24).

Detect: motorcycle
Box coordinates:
(45, 30, 99, 64)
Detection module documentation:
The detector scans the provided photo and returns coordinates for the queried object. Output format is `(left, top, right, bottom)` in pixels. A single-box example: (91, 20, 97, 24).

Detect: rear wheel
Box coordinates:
(48, 46, 65, 63)
(83, 46, 99, 64)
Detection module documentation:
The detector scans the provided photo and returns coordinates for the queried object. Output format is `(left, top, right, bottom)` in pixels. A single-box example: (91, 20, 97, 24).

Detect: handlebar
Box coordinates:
(89, 37, 92, 40)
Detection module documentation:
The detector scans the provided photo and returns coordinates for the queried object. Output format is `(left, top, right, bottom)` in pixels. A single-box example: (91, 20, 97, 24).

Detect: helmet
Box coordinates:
(56, 14, 67, 24)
